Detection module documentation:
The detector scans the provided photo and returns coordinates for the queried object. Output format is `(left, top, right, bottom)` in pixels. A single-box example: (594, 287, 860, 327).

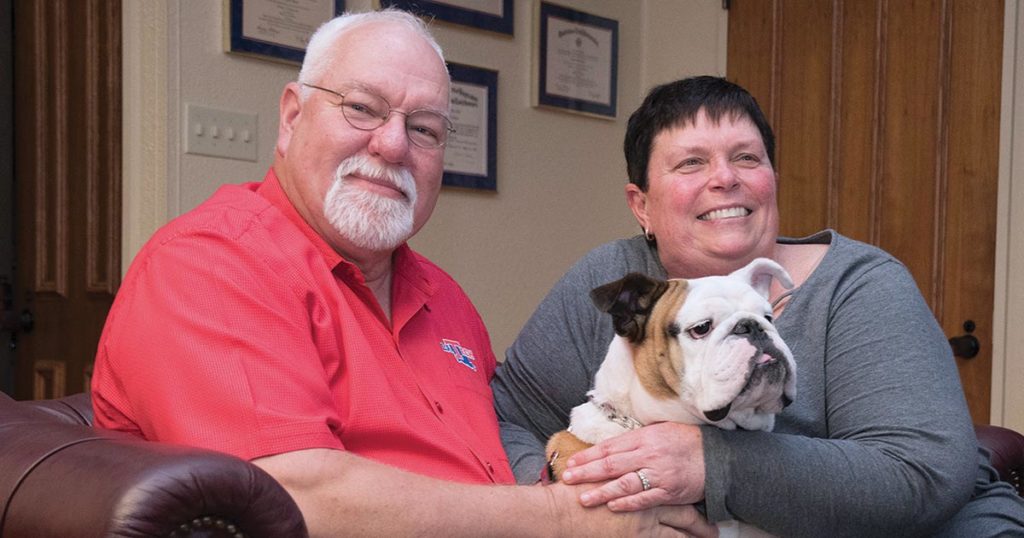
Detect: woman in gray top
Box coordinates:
(492, 76, 1024, 537)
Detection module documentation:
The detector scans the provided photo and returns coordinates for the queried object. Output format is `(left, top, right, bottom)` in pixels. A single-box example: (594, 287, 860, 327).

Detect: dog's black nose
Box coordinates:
(732, 318, 763, 336)
(704, 403, 732, 422)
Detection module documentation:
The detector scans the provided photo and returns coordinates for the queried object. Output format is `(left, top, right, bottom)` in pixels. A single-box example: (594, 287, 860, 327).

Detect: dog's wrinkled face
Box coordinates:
(590, 258, 796, 430)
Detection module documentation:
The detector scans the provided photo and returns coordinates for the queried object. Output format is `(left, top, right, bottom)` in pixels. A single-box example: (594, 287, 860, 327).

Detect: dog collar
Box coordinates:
(589, 395, 644, 431)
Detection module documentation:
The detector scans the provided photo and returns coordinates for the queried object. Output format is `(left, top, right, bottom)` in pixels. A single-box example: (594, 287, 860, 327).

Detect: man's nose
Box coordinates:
(367, 114, 411, 163)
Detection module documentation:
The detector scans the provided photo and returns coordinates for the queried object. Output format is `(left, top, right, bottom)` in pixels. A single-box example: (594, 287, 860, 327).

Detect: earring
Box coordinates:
(644, 228, 654, 241)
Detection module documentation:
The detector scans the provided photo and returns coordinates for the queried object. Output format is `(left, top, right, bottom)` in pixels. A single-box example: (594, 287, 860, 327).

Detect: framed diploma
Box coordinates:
(380, 0, 514, 35)
(443, 63, 498, 191)
(536, 2, 618, 118)
(226, 0, 345, 63)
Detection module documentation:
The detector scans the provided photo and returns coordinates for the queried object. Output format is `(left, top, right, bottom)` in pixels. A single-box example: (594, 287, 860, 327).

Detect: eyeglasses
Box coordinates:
(301, 82, 455, 149)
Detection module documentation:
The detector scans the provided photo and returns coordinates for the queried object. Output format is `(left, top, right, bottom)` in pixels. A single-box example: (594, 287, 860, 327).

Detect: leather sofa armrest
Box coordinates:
(22, 392, 94, 425)
(0, 418, 307, 537)
(975, 423, 1024, 496)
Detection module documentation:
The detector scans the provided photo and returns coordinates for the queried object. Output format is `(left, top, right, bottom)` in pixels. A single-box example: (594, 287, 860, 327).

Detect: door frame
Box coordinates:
(994, 0, 1024, 432)
(121, 1, 169, 266)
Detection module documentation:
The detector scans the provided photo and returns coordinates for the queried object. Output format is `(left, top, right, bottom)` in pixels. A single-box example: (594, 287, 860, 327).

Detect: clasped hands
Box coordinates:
(548, 422, 715, 536)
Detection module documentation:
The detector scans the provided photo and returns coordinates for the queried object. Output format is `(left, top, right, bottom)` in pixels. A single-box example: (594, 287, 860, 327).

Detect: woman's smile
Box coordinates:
(697, 206, 752, 221)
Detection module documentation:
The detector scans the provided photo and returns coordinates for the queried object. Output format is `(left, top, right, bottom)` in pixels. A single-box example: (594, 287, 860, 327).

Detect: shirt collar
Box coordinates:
(258, 168, 345, 270)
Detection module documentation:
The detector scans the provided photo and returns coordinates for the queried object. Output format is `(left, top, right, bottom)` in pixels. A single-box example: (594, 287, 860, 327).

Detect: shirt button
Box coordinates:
(486, 462, 495, 475)
(434, 401, 443, 413)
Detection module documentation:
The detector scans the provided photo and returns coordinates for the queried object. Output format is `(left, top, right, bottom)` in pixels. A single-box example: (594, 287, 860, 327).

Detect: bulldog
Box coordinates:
(546, 257, 796, 538)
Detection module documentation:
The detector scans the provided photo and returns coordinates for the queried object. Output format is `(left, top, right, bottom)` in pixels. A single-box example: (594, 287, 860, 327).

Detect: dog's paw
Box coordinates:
(545, 430, 593, 481)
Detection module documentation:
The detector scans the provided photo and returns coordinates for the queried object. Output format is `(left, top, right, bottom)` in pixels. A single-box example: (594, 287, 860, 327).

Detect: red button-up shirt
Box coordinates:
(92, 169, 514, 484)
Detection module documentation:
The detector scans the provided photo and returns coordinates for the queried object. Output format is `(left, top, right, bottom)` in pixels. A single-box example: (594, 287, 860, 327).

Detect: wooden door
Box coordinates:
(12, 0, 121, 400)
(727, 0, 1002, 424)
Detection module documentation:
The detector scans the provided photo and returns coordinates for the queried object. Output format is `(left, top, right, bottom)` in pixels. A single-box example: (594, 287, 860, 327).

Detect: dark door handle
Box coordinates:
(949, 334, 980, 359)
(18, 308, 33, 333)
(949, 320, 979, 359)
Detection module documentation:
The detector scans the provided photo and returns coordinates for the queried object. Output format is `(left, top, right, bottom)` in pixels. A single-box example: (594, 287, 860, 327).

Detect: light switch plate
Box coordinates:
(184, 103, 258, 161)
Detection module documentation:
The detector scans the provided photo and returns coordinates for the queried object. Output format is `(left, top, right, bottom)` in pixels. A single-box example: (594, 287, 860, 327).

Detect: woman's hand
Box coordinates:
(559, 422, 706, 511)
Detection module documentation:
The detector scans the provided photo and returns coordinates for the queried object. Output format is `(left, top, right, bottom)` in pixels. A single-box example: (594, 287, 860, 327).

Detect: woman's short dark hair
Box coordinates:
(624, 76, 775, 191)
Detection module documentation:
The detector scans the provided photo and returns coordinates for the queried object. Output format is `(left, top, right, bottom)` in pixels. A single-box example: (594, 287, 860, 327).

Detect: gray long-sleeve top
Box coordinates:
(492, 230, 1017, 537)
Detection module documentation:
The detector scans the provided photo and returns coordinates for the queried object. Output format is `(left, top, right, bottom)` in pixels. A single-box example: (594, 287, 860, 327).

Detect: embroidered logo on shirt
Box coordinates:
(441, 339, 477, 371)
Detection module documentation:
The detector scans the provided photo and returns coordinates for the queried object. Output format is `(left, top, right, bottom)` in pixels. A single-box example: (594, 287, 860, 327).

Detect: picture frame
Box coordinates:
(536, 2, 618, 118)
(380, 0, 514, 35)
(226, 0, 346, 64)
(443, 63, 498, 191)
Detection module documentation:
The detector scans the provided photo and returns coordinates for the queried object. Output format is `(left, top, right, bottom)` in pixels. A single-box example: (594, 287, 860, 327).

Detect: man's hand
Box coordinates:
(546, 481, 718, 537)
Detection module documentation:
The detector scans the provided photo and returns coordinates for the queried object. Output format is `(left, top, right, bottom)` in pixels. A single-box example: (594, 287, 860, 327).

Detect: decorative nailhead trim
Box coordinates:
(168, 515, 245, 537)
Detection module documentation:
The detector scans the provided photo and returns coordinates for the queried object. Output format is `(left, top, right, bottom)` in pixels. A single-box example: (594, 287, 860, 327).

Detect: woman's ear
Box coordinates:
(276, 82, 303, 157)
(625, 183, 649, 230)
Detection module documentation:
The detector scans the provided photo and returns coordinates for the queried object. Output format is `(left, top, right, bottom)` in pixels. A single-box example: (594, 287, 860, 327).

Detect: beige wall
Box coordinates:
(123, 0, 1021, 429)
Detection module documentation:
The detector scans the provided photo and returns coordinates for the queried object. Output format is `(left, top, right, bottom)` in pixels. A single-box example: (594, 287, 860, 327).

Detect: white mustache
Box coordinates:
(334, 155, 417, 204)
(322, 154, 417, 252)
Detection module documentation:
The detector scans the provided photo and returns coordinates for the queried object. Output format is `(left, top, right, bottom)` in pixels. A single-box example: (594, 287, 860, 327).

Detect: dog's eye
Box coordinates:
(687, 320, 712, 339)
(764, 314, 774, 323)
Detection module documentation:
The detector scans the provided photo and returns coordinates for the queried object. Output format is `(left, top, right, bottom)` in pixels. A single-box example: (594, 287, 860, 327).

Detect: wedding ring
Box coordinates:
(635, 469, 651, 491)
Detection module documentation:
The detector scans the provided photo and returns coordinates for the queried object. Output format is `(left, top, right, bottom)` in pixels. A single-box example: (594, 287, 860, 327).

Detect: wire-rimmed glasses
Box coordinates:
(301, 82, 455, 149)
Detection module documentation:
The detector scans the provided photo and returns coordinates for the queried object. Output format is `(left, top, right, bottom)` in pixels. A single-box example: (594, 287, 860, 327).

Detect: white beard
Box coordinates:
(323, 155, 417, 252)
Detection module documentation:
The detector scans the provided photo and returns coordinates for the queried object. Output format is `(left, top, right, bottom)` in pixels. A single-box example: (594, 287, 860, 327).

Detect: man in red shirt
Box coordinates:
(92, 8, 715, 537)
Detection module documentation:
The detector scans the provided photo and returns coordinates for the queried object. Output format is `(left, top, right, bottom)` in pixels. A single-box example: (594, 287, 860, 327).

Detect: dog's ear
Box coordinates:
(590, 273, 669, 343)
(729, 257, 793, 300)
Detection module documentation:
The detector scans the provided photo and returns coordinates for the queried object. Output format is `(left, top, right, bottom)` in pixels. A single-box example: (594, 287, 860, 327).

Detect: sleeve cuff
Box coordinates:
(701, 425, 733, 523)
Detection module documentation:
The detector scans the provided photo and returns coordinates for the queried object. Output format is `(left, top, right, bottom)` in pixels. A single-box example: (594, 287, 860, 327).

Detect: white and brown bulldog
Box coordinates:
(546, 258, 796, 537)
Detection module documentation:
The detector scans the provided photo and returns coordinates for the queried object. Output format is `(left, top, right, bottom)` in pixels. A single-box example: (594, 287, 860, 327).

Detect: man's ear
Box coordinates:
(276, 82, 303, 157)
(590, 273, 669, 343)
(625, 183, 649, 231)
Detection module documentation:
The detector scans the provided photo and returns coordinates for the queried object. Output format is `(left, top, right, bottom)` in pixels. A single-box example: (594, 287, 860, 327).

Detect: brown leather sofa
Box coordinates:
(976, 423, 1024, 496)
(0, 392, 308, 537)
(2, 393, 1022, 537)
